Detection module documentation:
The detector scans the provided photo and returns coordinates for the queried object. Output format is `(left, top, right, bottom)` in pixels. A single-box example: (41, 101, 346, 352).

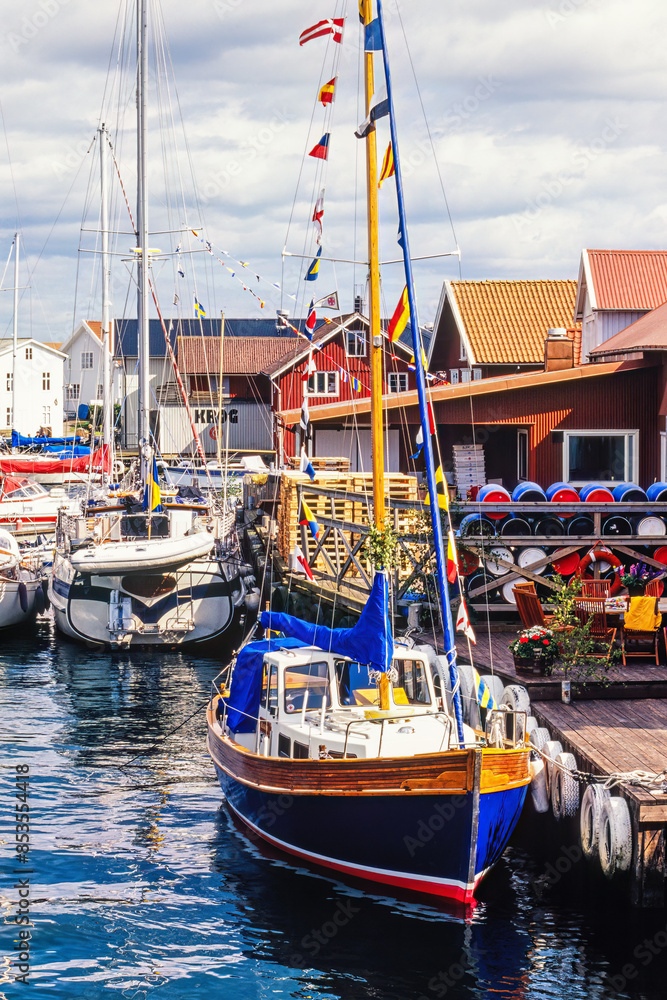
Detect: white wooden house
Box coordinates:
(60, 320, 122, 420)
(0, 338, 66, 437)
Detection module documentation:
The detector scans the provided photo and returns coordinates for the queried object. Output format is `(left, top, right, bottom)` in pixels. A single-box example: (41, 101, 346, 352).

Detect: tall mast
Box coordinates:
(99, 124, 113, 480)
(11, 233, 18, 431)
(376, 0, 464, 745)
(137, 0, 150, 483)
(362, 0, 385, 531)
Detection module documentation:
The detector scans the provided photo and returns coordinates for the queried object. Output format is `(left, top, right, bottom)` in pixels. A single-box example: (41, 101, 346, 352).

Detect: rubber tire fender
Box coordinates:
(543, 739, 563, 794)
(598, 796, 633, 878)
(551, 751, 580, 819)
(529, 727, 550, 752)
(480, 673, 505, 707)
(580, 784, 610, 859)
(500, 684, 531, 715)
(529, 758, 550, 814)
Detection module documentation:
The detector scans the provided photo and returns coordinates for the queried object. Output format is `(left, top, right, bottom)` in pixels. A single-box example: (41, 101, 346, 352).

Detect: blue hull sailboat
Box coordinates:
(207, 0, 531, 905)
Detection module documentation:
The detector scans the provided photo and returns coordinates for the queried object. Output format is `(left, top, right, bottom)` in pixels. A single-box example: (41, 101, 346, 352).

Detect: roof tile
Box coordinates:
(586, 249, 667, 310)
(177, 335, 298, 375)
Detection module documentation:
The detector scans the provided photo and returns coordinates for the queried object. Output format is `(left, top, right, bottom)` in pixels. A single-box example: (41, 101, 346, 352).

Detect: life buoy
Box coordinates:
(577, 545, 622, 595)
(113, 459, 125, 478)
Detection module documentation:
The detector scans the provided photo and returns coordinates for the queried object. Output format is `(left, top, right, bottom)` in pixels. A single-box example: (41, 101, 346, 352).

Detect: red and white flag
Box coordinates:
(299, 18, 344, 46)
(292, 543, 314, 580)
(302, 352, 317, 382)
(456, 598, 476, 645)
(312, 189, 324, 242)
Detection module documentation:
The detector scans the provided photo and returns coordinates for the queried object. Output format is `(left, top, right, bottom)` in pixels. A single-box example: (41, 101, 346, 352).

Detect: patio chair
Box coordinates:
(513, 581, 537, 595)
(645, 578, 663, 598)
(514, 589, 554, 629)
(573, 597, 618, 663)
(622, 596, 664, 665)
(581, 579, 611, 598)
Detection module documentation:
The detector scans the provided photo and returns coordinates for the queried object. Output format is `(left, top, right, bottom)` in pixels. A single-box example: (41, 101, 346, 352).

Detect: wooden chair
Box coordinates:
(514, 589, 554, 629)
(581, 579, 611, 598)
(645, 579, 663, 597)
(573, 597, 617, 662)
(513, 581, 537, 595)
(622, 596, 664, 665)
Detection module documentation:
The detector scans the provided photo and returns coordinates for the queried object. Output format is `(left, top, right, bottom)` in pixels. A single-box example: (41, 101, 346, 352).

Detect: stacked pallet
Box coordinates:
(452, 444, 485, 495)
(277, 471, 423, 581)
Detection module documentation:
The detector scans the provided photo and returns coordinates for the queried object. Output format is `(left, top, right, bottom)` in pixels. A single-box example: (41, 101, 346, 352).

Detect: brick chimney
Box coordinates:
(544, 327, 573, 372)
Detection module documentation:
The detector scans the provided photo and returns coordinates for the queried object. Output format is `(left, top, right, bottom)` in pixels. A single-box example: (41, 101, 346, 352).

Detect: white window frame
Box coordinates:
(450, 369, 460, 384)
(42, 372, 50, 391)
(66, 384, 80, 402)
(461, 368, 472, 383)
(42, 405, 51, 424)
(562, 429, 639, 485)
(388, 372, 408, 393)
(97, 383, 104, 400)
(25, 347, 32, 360)
(517, 429, 529, 482)
(307, 371, 339, 396)
(345, 328, 366, 358)
(6, 407, 11, 428)
(81, 351, 94, 370)
(473, 368, 482, 381)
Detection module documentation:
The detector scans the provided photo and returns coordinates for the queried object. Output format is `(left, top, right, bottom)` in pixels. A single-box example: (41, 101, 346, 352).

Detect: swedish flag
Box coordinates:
(194, 297, 206, 318)
(143, 456, 163, 513)
(473, 668, 497, 711)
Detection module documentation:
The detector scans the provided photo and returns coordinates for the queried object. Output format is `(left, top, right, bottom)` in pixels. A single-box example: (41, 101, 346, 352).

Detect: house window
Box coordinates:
(81, 352, 93, 369)
(459, 335, 467, 361)
(66, 385, 80, 401)
(42, 405, 51, 424)
(517, 429, 529, 482)
(5, 407, 11, 427)
(6, 373, 12, 392)
(450, 369, 459, 384)
(473, 368, 482, 381)
(461, 369, 472, 383)
(563, 430, 638, 484)
(97, 384, 103, 400)
(388, 373, 408, 393)
(346, 328, 366, 357)
(307, 372, 338, 396)
(42, 372, 50, 390)
(25, 347, 32, 360)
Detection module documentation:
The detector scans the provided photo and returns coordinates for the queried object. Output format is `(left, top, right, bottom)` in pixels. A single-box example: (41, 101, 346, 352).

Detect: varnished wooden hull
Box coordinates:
(207, 714, 530, 903)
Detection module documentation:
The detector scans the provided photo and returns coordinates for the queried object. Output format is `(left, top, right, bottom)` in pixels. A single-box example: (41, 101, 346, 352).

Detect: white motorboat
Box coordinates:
(0, 528, 43, 629)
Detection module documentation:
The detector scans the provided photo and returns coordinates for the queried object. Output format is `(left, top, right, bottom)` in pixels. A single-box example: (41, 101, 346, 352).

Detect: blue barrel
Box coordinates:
(458, 513, 495, 538)
(580, 483, 615, 503)
(512, 481, 547, 502)
(500, 515, 532, 537)
(546, 482, 580, 503)
(477, 483, 511, 519)
(647, 482, 667, 502)
(77, 403, 90, 420)
(612, 482, 647, 503)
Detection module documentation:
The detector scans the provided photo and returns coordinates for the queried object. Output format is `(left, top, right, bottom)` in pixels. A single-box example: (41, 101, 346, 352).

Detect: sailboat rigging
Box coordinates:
(207, 1, 532, 905)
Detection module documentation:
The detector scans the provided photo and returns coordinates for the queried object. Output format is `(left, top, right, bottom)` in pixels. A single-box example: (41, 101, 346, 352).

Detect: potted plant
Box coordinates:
(618, 561, 659, 596)
(509, 626, 559, 673)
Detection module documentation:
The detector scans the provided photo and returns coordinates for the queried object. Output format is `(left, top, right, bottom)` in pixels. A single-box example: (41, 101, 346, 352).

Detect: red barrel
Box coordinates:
(551, 548, 580, 576)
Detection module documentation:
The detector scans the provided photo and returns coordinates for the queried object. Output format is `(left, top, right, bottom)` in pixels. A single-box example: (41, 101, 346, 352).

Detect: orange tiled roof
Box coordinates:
(177, 335, 297, 375)
(451, 280, 579, 365)
(86, 321, 102, 340)
(586, 250, 667, 311)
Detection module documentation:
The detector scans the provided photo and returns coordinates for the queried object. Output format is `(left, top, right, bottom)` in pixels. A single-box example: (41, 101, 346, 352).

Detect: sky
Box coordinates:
(0, 0, 666, 344)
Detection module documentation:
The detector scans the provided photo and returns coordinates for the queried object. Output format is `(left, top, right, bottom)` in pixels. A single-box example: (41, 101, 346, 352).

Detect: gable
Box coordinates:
(580, 250, 667, 313)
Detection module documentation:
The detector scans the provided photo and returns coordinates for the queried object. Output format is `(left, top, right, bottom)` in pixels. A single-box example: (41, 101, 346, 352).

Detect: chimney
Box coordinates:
(276, 309, 290, 333)
(544, 327, 573, 372)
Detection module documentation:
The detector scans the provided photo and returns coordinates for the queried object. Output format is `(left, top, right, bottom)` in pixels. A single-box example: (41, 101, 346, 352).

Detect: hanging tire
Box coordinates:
(500, 684, 531, 715)
(480, 674, 505, 707)
(551, 751, 580, 819)
(526, 715, 538, 735)
(530, 727, 550, 752)
(529, 757, 549, 813)
(543, 739, 563, 794)
(580, 784, 610, 859)
(598, 796, 633, 878)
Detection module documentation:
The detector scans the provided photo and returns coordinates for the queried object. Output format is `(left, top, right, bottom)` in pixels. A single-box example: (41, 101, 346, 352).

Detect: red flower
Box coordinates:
(520, 636, 529, 643)
(542, 639, 549, 645)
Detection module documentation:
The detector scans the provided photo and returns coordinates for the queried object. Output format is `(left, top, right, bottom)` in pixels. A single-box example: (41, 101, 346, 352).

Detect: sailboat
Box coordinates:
(48, 3, 248, 650)
(207, 1, 531, 905)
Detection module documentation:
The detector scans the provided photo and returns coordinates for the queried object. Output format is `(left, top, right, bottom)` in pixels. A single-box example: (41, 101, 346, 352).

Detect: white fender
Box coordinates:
(543, 739, 563, 794)
(529, 758, 549, 813)
(500, 684, 531, 715)
(598, 796, 633, 878)
(529, 727, 550, 752)
(480, 673, 505, 707)
(551, 751, 580, 819)
(580, 784, 610, 859)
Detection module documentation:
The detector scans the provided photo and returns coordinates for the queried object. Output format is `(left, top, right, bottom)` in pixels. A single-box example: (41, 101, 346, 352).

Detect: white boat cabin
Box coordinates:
(226, 645, 479, 760)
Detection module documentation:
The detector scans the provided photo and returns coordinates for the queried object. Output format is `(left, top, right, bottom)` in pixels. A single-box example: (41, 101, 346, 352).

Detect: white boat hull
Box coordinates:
(0, 574, 40, 629)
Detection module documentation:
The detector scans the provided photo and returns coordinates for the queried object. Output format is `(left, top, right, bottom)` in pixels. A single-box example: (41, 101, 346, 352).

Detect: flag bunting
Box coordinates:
(457, 599, 477, 646)
(292, 543, 314, 580)
(378, 142, 395, 187)
(300, 446, 316, 482)
(387, 286, 410, 342)
(299, 18, 344, 46)
(319, 77, 336, 104)
(305, 246, 322, 281)
(299, 496, 321, 541)
(194, 297, 206, 318)
(309, 134, 330, 160)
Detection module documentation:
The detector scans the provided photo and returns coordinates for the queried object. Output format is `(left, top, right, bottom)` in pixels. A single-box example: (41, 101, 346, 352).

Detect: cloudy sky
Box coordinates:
(0, 0, 665, 343)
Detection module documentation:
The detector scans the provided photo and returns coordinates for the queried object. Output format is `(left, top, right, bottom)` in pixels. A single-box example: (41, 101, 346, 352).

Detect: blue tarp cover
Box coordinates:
(12, 431, 82, 447)
(225, 637, 305, 733)
(260, 572, 392, 676)
(44, 445, 91, 457)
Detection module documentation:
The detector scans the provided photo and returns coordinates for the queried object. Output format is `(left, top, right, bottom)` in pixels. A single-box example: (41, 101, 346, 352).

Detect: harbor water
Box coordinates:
(1, 616, 666, 999)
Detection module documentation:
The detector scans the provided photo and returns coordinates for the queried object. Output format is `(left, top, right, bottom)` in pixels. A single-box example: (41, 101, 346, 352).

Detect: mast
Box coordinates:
(137, 0, 151, 483)
(11, 233, 18, 432)
(362, 0, 385, 530)
(99, 124, 113, 480)
(376, 0, 465, 745)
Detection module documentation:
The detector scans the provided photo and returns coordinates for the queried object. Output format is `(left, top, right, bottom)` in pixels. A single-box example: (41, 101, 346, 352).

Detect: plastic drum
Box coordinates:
(518, 547, 547, 576)
(602, 515, 633, 536)
(458, 513, 496, 538)
(634, 516, 666, 537)
(612, 483, 647, 503)
(485, 546, 514, 576)
(477, 483, 512, 519)
(501, 580, 519, 603)
(551, 548, 580, 576)
(500, 516, 532, 537)
(532, 516, 565, 536)
(465, 570, 498, 600)
(546, 482, 580, 504)
(647, 482, 667, 503)
(512, 481, 547, 502)
(580, 484, 615, 503)
(654, 545, 667, 567)
(567, 514, 595, 535)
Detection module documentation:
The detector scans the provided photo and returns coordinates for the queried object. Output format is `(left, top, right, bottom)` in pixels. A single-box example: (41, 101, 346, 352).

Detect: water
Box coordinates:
(1, 616, 666, 999)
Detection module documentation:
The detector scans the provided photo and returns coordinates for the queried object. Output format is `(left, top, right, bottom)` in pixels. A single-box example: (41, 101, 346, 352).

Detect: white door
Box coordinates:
(315, 428, 400, 472)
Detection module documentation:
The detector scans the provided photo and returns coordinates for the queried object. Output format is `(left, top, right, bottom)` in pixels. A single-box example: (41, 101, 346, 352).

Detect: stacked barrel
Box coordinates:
(457, 481, 667, 605)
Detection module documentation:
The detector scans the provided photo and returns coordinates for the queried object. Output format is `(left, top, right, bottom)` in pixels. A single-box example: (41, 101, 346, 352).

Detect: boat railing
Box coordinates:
(485, 708, 528, 749)
(342, 711, 454, 758)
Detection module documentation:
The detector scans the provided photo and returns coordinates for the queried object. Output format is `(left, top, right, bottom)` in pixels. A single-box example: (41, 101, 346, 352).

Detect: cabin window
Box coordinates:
(562, 430, 638, 484)
(25, 347, 32, 360)
(42, 372, 50, 390)
(293, 741, 310, 759)
(6, 373, 12, 391)
(278, 734, 291, 758)
(388, 373, 408, 393)
(264, 665, 278, 716)
(392, 658, 430, 705)
(346, 328, 366, 357)
(335, 659, 377, 708)
(284, 661, 330, 714)
(66, 384, 80, 401)
(81, 352, 93, 369)
(307, 372, 338, 396)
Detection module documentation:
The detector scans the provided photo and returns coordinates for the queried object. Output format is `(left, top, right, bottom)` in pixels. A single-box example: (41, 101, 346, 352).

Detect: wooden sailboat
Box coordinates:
(48, 1, 247, 650)
(207, 1, 531, 904)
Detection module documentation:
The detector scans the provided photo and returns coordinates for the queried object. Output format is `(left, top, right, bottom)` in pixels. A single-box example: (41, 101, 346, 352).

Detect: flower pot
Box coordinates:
(512, 650, 555, 675)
